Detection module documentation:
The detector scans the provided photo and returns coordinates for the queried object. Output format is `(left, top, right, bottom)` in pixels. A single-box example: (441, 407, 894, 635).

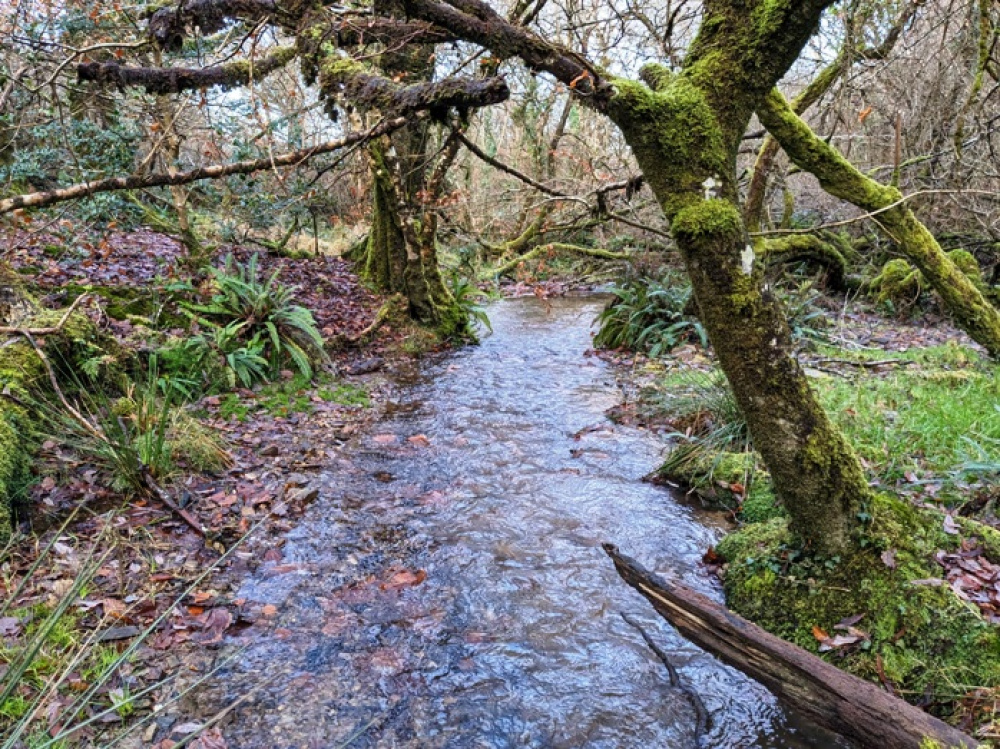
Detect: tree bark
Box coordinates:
(352, 0, 467, 333)
(604, 544, 979, 749)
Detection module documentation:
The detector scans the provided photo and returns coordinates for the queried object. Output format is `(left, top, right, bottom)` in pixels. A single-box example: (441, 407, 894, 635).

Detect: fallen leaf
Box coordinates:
(408, 434, 431, 447)
(191, 727, 228, 749)
(881, 549, 897, 569)
(382, 569, 427, 591)
(811, 625, 829, 642)
(193, 608, 233, 645)
(101, 598, 127, 619)
(835, 613, 865, 630)
(373, 434, 398, 445)
(943, 514, 960, 535)
(261, 604, 278, 617)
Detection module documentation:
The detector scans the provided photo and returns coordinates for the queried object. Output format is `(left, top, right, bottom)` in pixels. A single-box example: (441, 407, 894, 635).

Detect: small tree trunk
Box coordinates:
(352, 0, 465, 334)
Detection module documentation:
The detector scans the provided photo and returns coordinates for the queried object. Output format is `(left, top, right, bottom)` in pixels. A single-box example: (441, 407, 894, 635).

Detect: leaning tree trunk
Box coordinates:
(757, 89, 1000, 358)
(606, 66, 873, 552)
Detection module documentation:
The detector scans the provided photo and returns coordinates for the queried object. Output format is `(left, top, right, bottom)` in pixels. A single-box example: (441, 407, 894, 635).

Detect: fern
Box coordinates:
(594, 273, 705, 355)
(183, 253, 327, 378)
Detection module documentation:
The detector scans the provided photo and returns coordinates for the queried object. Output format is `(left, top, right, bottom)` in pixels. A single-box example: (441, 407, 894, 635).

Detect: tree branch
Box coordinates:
(146, 0, 279, 50)
(333, 16, 457, 47)
(402, 0, 612, 103)
(320, 64, 509, 114)
(77, 45, 297, 94)
(0, 117, 408, 215)
(455, 130, 567, 196)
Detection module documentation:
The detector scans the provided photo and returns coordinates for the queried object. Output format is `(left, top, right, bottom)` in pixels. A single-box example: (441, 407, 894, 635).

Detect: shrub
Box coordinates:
(594, 273, 706, 356)
(42, 361, 229, 496)
(775, 280, 829, 345)
(185, 254, 327, 378)
(447, 275, 491, 339)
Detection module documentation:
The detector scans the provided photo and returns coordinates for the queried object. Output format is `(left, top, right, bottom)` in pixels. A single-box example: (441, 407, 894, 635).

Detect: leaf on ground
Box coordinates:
(835, 613, 865, 630)
(382, 569, 427, 591)
(193, 608, 233, 645)
(191, 728, 228, 749)
(0, 617, 21, 636)
(408, 434, 431, 447)
(101, 598, 127, 619)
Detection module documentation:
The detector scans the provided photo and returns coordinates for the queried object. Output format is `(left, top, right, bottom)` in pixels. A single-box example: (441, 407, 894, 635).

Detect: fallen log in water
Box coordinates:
(603, 543, 979, 749)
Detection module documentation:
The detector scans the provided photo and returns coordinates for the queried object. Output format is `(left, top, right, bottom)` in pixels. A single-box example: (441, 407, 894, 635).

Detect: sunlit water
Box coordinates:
(205, 297, 848, 748)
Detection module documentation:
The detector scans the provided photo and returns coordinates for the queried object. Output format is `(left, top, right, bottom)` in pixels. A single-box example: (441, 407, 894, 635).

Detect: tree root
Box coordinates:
(330, 294, 405, 348)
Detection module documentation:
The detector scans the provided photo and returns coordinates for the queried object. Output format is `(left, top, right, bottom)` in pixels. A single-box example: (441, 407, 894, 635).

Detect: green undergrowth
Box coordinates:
(0, 308, 120, 542)
(214, 373, 370, 422)
(643, 341, 1000, 733)
(61, 284, 186, 327)
(815, 346, 999, 501)
(648, 342, 997, 519)
(718, 494, 1000, 729)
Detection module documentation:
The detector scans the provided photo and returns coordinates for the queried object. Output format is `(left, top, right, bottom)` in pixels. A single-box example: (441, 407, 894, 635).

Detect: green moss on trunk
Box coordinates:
(602, 65, 874, 552)
(761, 234, 848, 289)
(0, 309, 109, 542)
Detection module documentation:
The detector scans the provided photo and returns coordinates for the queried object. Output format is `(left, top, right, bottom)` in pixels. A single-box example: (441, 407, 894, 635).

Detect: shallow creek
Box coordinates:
(200, 297, 848, 748)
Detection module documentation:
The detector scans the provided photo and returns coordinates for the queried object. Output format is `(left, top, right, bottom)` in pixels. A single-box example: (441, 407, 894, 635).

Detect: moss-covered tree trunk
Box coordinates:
(604, 51, 872, 552)
(353, 0, 463, 333)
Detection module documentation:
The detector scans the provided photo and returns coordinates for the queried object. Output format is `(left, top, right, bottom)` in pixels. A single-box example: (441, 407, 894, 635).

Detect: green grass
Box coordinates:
(642, 342, 998, 512)
(217, 375, 370, 421)
(318, 383, 370, 408)
(817, 362, 1000, 491)
(218, 393, 252, 422)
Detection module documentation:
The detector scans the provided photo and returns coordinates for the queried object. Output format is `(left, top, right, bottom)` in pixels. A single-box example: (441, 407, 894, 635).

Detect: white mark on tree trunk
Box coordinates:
(702, 175, 719, 200)
(741, 244, 755, 275)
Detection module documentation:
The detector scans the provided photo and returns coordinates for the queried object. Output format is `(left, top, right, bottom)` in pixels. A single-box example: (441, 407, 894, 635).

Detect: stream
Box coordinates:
(198, 297, 848, 748)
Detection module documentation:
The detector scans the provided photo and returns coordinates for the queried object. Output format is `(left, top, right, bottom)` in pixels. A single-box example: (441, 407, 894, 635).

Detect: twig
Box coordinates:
(0, 293, 88, 335)
(141, 468, 206, 537)
(810, 357, 915, 369)
(620, 611, 711, 747)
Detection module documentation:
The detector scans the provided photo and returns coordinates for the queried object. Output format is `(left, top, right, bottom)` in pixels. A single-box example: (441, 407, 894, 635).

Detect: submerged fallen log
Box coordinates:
(603, 543, 979, 749)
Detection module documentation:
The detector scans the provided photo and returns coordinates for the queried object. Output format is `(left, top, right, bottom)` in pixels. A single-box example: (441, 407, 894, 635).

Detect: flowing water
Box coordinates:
(202, 297, 848, 748)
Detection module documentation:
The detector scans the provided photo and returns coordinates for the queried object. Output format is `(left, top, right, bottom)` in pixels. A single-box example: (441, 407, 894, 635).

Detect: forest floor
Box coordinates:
(2, 229, 998, 746)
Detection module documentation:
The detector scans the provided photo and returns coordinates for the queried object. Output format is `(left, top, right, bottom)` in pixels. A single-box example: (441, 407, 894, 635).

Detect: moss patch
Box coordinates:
(0, 309, 115, 541)
(719, 494, 1000, 725)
